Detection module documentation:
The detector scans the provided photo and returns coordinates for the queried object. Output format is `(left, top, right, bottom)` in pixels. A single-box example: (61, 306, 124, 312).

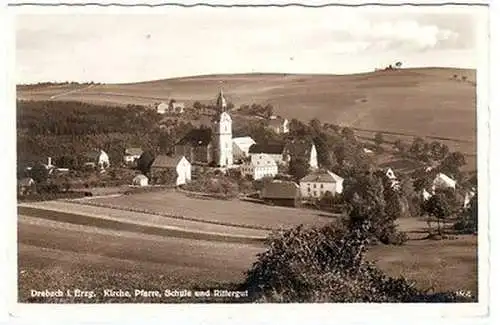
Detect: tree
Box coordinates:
(341, 127, 356, 142)
(313, 135, 334, 170)
(395, 61, 403, 69)
(30, 163, 49, 184)
(374, 132, 384, 151)
(288, 157, 310, 182)
(393, 139, 407, 154)
(439, 152, 466, 178)
(422, 192, 452, 235)
(137, 151, 155, 176)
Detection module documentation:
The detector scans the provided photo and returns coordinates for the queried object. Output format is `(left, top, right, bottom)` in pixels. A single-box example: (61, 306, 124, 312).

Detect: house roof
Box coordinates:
(249, 143, 286, 155)
(300, 170, 344, 183)
(125, 147, 143, 156)
(85, 150, 105, 160)
(152, 155, 186, 168)
(233, 136, 256, 147)
(284, 140, 315, 158)
(176, 128, 212, 146)
(261, 180, 300, 199)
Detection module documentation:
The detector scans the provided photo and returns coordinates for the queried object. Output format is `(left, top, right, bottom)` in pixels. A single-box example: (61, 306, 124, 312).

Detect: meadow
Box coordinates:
(18, 68, 477, 146)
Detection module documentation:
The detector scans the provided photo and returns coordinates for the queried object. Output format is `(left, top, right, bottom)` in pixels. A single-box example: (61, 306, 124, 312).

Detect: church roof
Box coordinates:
(249, 143, 286, 155)
(176, 128, 213, 146)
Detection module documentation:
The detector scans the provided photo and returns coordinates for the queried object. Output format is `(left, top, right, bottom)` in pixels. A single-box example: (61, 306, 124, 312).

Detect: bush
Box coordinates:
(243, 222, 475, 303)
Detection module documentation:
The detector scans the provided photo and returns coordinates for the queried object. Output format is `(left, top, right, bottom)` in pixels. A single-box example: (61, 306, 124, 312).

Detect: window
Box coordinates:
(313, 184, 317, 188)
(313, 191, 317, 197)
(320, 184, 324, 189)
(307, 188, 311, 192)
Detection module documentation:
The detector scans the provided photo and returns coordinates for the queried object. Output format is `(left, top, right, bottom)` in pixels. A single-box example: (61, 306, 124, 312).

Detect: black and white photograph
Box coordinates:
(2, 0, 492, 315)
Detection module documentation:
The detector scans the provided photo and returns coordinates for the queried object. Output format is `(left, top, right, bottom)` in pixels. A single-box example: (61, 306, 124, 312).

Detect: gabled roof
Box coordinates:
(176, 128, 212, 146)
(232, 136, 256, 147)
(152, 155, 186, 168)
(249, 143, 286, 155)
(300, 170, 344, 183)
(284, 140, 315, 158)
(261, 180, 300, 199)
(125, 147, 143, 156)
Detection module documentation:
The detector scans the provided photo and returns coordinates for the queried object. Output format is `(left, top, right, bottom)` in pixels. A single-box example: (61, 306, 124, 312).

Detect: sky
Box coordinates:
(15, 5, 487, 84)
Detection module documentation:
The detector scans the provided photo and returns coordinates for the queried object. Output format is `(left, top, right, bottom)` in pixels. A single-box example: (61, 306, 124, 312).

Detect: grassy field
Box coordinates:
(82, 190, 338, 230)
(18, 68, 476, 146)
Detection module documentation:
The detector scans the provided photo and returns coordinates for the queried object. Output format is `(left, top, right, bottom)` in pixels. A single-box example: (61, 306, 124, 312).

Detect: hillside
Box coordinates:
(17, 68, 476, 152)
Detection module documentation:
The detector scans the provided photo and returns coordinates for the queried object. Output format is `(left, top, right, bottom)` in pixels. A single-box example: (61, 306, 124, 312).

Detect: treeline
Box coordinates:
(17, 100, 192, 167)
(17, 81, 101, 91)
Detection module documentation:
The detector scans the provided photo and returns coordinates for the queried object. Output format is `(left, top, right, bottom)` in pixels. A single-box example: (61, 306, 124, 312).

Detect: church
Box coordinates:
(174, 89, 233, 167)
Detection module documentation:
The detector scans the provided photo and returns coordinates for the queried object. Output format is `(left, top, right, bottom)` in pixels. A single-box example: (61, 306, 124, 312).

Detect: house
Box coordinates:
(284, 141, 318, 170)
(248, 143, 289, 165)
(432, 173, 456, 192)
(174, 89, 233, 167)
(363, 148, 374, 154)
(151, 155, 191, 186)
(232, 136, 256, 162)
(260, 180, 300, 207)
(240, 153, 278, 180)
(267, 117, 289, 134)
(132, 174, 149, 187)
(170, 102, 185, 114)
(123, 147, 143, 165)
(18, 177, 35, 196)
(157, 102, 169, 114)
(84, 150, 110, 170)
(422, 189, 432, 201)
(299, 170, 344, 199)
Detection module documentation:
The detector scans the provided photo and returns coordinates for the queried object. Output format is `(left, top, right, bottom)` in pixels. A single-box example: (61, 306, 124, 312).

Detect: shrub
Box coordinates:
(243, 222, 473, 302)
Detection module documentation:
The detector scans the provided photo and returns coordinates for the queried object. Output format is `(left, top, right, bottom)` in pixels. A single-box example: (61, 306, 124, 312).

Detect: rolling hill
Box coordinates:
(17, 68, 477, 154)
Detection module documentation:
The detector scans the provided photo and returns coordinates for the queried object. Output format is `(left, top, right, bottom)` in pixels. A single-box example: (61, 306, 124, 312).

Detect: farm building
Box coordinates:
(260, 180, 301, 207)
(232, 136, 256, 162)
(18, 177, 35, 196)
(84, 150, 110, 170)
(132, 174, 149, 187)
(151, 155, 191, 186)
(240, 153, 278, 180)
(267, 117, 289, 134)
(123, 147, 143, 165)
(300, 170, 344, 199)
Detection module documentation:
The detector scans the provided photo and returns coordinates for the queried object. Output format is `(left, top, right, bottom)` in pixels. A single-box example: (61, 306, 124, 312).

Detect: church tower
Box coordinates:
(212, 89, 233, 167)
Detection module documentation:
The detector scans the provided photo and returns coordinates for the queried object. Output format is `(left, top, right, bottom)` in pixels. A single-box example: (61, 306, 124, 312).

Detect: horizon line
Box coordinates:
(17, 66, 476, 85)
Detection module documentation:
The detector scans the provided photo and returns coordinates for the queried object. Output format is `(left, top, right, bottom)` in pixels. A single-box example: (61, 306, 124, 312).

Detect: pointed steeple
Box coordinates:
(216, 88, 227, 112)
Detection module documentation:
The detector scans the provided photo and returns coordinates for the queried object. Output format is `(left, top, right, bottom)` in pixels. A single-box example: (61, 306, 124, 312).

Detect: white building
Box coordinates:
(157, 102, 169, 114)
(132, 174, 149, 187)
(85, 149, 110, 170)
(299, 170, 344, 199)
(123, 147, 143, 164)
(232, 136, 256, 162)
(211, 89, 233, 167)
(240, 153, 278, 180)
(248, 143, 288, 165)
(432, 173, 456, 193)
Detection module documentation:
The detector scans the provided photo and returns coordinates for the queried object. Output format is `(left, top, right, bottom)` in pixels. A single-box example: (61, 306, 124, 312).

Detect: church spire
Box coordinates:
(216, 87, 227, 112)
